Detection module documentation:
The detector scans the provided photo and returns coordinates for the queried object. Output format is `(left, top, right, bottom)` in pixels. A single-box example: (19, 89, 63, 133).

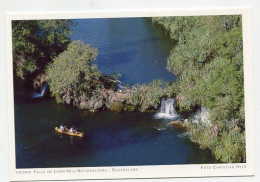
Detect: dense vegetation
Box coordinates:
(151, 15, 245, 162)
(46, 40, 173, 112)
(46, 40, 123, 110)
(12, 20, 74, 79)
(46, 40, 101, 101)
(126, 79, 174, 112)
(13, 17, 246, 163)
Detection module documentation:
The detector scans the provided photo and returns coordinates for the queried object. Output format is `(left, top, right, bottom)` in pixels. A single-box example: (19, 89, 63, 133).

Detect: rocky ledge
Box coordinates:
(61, 87, 131, 112)
(168, 119, 189, 129)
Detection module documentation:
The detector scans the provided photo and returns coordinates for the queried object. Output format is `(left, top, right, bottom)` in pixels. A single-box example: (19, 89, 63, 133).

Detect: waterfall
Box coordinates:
(192, 107, 211, 125)
(31, 85, 47, 98)
(155, 98, 179, 119)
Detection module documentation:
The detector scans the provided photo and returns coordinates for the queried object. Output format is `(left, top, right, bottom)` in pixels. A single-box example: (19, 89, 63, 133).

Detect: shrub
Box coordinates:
(109, 102, 125, 112)
(213, 130, 246, 163)
(127, 79, 174, 111)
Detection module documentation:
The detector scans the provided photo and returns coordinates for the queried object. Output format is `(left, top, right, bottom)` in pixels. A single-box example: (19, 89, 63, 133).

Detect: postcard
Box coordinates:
(6, 8, 254, 181)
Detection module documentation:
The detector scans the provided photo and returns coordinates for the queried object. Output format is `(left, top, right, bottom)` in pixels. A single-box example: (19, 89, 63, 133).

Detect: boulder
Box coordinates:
(100, 88, 129, 108)
(93, 99, 104, 110)
(64, 95, 72, 104)
(62, 87, 73, 104)
(73, 97, 80, 106)
(100, 89, 114, 100)
(62, 87, 130, 111)
(14, 56, 27, 79)
(111, 92, 129, 102)
(169, 121, 183, 125)
(168, 120, 186, 129)
(79, 97, 104, 110)
(79, 98, 94, 109)
(33, 73, 47, 89)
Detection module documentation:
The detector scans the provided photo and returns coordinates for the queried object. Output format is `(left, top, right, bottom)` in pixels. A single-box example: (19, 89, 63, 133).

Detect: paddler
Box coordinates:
(69, 127, 74, 133)
(60, 124, 64, 131)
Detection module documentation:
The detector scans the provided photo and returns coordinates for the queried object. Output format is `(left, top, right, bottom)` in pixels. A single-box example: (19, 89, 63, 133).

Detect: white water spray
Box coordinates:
(192, 107, 211, 125)
(32, 85, 47, 98)
(155, 98, 179, 119)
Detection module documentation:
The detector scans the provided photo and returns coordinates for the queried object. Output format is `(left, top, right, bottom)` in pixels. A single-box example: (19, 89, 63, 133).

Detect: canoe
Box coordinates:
(55, 127, 84, 137)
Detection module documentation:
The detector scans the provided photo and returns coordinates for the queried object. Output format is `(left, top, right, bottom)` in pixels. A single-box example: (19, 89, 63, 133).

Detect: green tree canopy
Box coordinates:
(152, 15, 245, 163)
(152, 15, 243, 125)
(46, 40, 101, 100)
(12, 19, 74, 78)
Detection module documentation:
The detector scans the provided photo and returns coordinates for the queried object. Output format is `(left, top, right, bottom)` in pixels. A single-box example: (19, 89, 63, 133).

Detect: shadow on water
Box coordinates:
(14, 17, 220, 168)
(15, 84, 219, 168)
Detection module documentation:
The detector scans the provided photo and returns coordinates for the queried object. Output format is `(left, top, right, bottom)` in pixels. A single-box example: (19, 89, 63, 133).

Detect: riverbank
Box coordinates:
(43, 40, 175, 113)
(12, 17, 245, 164)
(151, 16, 245, 163)
(14, 81, 218, 168)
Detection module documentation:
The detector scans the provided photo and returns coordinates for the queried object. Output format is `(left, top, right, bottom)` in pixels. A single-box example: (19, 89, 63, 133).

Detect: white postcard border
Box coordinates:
(6, 8, 254, 181)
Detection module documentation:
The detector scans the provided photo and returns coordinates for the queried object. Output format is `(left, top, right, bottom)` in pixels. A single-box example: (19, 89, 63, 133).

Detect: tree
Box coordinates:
(152, 15, 243, 123)
(152, 15, 245, 162)
(46, 40, 101, 100)
(12, 19, 74, 79)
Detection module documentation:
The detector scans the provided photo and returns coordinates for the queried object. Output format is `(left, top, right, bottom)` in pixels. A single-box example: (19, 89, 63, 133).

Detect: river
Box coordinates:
(14, 18, 217, 168)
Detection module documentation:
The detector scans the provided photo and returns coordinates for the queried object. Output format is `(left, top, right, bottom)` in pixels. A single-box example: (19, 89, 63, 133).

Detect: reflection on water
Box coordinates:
(14, 18, 218, 168)
(15, 82, 218, 168)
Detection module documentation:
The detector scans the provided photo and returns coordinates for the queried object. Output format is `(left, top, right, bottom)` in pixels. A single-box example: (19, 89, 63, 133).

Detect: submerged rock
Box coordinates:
(169, 121, 182, 125)
(168, 120, 187, 129)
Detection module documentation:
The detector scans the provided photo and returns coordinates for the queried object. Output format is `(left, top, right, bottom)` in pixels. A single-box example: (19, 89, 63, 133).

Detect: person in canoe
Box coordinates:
(55, 126, 84, 137)
(69, 126, 78, 134)
(59, 124, 68, 132)
(60, 124, 65, 131)
(69, 127, 74, 133)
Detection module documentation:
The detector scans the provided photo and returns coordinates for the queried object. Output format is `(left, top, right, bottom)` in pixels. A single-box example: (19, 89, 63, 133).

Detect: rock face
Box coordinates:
(33, 73, 47, 89)
(61, 87, 130, 111)
(101, 89, 129, 106)
(15, 56, 27, 79)
(79, 97, 104, 110)
(62, 87, 74, 105)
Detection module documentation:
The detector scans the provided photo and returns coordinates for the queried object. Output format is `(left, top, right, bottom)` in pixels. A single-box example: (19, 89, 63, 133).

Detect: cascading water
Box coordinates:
(155, 98, 179, 119)
(31, 85, 47, 98)
(192, 107, 211, 125)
